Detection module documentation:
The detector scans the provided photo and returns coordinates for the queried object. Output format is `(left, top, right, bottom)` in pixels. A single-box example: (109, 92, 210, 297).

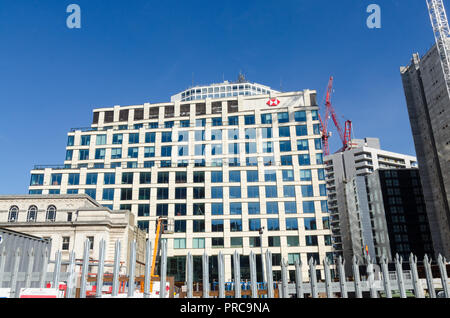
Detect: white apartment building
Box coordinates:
(28, 82, 333, 282)
(0, 195, 147, 275)
(324, 138, 418, 273)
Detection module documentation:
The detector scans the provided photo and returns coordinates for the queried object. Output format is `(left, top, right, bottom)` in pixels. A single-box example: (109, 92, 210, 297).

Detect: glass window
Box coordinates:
(300, 170, 312, 181)
(268, 236, 281, 247)
(211, 144, 222, 155)
(229, 171, 241, 183)
(212, 117, 222, 127)
(284, 185, 296, 198)
(301, 185, 314, 197)
(30, 174, 44, 186)
(284, 202, 297, 214)
(81, 135, 90, 146)
(263, 142, 273, 153)
(278, 126, 290, 137)
(230, 219, 242, 232)
(68, 173, 80, 186)
(211, 130, 222, 141)
(296, 125, 308, 136)
(195, 130, 205, 141)
(265, 186, 277, 198)
(282, 170, 294, 181)
(161, 146, 172, 157)
(287, 236, 299, 247)
(295, 111, 307, 122)
(193, 238, 205, 249)
(280, 141, 292, 152)
(193, 220, 205, 232)
(248, 202, 260, 215)
(211, 203, 223, 215)
(212, 237, 224, 248)
(129, 133, 139, 144)
(267, 219, 280, 231)
(161, 132, 172, 143)
(96, 134, 107, 145)
(145, 132, 156, 143)
(85, 189, 96, 200)
(261, 113, 272, 124)
(266, 202, 279, 214)
(245, 115, 255, 125)
(304, 218, 317, 230)
(111, 148, 122, 159)
(305, 236, 318, 246)
(228, 143, 239, 154)
(66, 150, 73, 161)
(286, 218, 298, 230)
(51, 174, 62, 185)
(228, 116, 239, 126)
(247, 186, 259, 198)
(229, 186, 241, 199)
(174, 238, 186, 249)
(195, 144, 205, 156)
(120, 188, 133, 200)
(298, 154, 311, 166)
(79, 149, 89, 160)
(311, 110, 319, 121)
(230, 237, 243, 247)
(128, 147, 138, 158)
(211, 171, 223, 183)
(103, 188, 115, 201)
(230, 203, 242, 215)
(112, 134, 123, 145)
(67, 135, 74, 146)
(297, 140, 309, 151)
(174, 204, 186, 216)
(138, 204, 150, 217)
(122, 172, 133, 184)
(264, 170, 276, 182)
(139, 188, 151, 200)
(212, 219, 224, 232)
(211, 187, 223, 199)
(249, 219, 261, 231)
(95, 148, 106, 160)
(277, 112, 289, 123)
(261, 127, 272, 139)
(193, 203, 205, 215)
(303, 201, 316, 214)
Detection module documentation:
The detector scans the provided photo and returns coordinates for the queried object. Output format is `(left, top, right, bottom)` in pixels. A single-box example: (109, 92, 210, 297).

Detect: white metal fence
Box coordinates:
(1, 238, 449, 298)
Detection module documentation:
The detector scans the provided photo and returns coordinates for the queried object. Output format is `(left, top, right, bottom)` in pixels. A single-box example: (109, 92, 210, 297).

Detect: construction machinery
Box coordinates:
(145, 216, 174, 293)
(318, 76, 353, 156)
(426, 0, 450, 97)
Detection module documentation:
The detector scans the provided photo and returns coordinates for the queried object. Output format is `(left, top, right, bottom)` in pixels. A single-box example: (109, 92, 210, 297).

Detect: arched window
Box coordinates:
(8, 206, 19, 222)
(46, 205, 57, 222)
(27, 205, 38, 222)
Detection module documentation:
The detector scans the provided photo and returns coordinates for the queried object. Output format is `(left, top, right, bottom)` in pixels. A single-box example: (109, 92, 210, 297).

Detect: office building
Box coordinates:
(401, 47, 450, 258)
(28, 81, 333, 281)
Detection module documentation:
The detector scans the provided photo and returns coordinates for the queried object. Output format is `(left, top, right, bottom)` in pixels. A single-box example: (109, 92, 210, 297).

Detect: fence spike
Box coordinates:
(143, 239, 152, 298)
(437, 254, 449, 298)
(159, 239, 168, 298)
(186, 252, 193, 298)
(295, 259, 304, 298)
(308, 257, 318, 298)
(79, 239, 90, 298)
(128, 240, 137, 298)
(381, 256, 392, 298)
(352, 256, 362, 298)
(337, 256, 347, 298)
(280, 258, 289, 298)
(265, 250, 274, 298)
(409, 253, 424, 298)
(95, 239, 106, 298)
(112, 240, 121, 297)
(202, 252, 209, 298)
(395, 254, 407, 298)
(233, 250, 241, 298)
(218, 252, 225, 298)
(249, 252, 258, 298)
(367, 257, 377, 298)
(324, 257, 333, 298)
(24, 248, 35, 289)
(65, 251, 76, 298)
(38, 247, 49, 289)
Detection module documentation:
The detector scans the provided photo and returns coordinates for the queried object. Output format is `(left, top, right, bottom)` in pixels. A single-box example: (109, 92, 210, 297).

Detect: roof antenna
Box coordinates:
(238, 71, 246, 83)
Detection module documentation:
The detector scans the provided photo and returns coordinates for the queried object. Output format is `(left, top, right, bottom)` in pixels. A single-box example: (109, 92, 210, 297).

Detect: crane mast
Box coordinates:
(319, 76, 353, 156)
(427, 0, 450, 97)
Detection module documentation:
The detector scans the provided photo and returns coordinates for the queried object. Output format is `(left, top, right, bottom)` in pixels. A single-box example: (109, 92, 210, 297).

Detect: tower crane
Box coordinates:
(426, 0, 450, 97)
(318, 76, 353, 156)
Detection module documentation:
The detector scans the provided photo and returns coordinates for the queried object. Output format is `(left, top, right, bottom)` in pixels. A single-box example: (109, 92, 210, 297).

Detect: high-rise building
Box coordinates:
(28, 81, 333, 282)
(324, 138, 418, 271)
(401, 46, 450, 259)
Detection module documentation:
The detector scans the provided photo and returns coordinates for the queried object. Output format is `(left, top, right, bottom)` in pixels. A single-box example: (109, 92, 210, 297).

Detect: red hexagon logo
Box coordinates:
(267, 98, 280, 107)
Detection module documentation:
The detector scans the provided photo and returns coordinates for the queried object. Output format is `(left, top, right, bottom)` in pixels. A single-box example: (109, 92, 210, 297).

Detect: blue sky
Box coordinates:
(0, 0, 438, 194)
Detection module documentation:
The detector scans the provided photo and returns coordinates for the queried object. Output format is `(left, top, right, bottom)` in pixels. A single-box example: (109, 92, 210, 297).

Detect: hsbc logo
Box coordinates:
(267, 98, 280, 107)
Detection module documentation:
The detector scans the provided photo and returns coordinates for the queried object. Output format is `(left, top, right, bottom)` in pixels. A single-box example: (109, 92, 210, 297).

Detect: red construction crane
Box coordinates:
(318, 76, 353, 156)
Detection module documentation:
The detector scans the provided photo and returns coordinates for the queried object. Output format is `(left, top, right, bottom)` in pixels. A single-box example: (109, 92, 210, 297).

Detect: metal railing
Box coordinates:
(1, 238, 449, 298)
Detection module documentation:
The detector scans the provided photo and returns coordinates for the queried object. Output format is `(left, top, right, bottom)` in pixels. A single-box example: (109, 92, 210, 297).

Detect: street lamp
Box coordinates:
(259, 227, 266, 285)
